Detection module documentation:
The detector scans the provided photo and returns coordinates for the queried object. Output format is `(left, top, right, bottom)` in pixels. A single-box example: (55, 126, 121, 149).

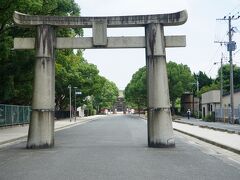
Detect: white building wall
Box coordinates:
(202, 90, 220, 104)
(201, 90, 220, 118)
(222, 91, 240, 108)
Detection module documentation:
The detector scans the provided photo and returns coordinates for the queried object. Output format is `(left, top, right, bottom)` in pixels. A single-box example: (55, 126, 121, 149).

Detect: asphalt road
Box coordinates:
(0, 115, 239, 180)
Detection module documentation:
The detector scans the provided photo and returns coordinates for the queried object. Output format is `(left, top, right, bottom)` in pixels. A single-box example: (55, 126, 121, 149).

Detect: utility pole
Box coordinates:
(214, 54, 224, 119)
(228, 17, 235, 124)
(74, 87, 78, 122)
(196, 76, 199, 118)
(68, 85, 72, 122)
(216, 15, 238, 124)
(220, 54, 223, 110)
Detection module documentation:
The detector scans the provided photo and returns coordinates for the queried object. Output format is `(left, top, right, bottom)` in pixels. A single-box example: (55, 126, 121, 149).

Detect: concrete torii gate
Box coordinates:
(13, 10, 187, 149)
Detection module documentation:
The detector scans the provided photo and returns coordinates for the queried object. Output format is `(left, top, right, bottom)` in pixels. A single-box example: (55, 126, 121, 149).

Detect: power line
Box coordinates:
(225, 3, 240, 17)
(234, 48, 240, 56)
(208, 44, 225, 75)
(214, 20, 229, 43)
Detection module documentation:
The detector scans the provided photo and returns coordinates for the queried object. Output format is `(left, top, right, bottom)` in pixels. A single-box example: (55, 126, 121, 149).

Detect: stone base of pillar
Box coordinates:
(148, 109, 175, 148)
(27, 111, 54, 149)
(148, 142, 175, 148)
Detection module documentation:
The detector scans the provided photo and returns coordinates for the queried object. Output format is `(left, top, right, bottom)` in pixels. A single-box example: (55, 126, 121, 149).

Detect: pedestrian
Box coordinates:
(187, 109, 191, 119)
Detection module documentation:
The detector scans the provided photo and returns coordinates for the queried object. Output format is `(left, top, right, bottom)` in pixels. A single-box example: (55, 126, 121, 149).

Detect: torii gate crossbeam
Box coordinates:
(13, 10, 187, 149)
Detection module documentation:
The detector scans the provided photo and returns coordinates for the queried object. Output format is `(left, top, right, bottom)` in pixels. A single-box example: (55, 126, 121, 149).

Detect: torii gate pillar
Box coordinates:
(146, 24, 174, 147)
(27, 25, 55, 148)
(13, 10, 187, 148)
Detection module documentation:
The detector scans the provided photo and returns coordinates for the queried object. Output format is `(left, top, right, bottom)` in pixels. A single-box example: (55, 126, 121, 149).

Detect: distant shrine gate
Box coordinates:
(13, 10, 187, 148)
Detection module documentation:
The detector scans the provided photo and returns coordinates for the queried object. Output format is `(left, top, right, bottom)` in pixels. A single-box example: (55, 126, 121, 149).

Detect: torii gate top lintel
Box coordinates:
(13, 10, 187, 28)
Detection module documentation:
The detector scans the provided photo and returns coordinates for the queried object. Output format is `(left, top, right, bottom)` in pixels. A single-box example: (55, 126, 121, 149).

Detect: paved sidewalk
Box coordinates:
(0, 115, 103, 146)
(173, 122, 240, 154)
(172, 117, 240, 154)
(137, 114, 240, 154)
(174, 117, 240, 134)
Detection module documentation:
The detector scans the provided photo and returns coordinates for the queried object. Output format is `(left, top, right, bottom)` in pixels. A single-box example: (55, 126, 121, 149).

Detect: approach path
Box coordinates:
(0, 115, 239, 180)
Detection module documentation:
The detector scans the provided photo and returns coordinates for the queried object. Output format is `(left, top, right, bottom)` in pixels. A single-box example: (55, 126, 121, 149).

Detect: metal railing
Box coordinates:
(215, 108, 240, 124)
(0, 104, 31, 127)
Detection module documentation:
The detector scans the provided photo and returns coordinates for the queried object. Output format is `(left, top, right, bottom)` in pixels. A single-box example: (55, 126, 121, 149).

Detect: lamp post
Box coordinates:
(74, 87, 78, 122)
(196, 76, 199, 118)
(68, 85, 72, 122)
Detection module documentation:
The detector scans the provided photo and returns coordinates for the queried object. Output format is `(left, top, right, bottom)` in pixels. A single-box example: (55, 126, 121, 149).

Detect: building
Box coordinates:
(113, 90, 126, 112)
(181, 92, 199, 116)
(201, 90, 220, 118)
(222, 89, 240, 108)
(202, 89, 240, 123)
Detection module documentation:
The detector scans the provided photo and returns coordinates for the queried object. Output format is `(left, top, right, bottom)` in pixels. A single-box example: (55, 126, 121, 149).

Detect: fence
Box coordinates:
(0, 104, 31, 127)
(215, 108, 240, 124)
(0, 104, 88, 127)
(55, 111, 71, 119)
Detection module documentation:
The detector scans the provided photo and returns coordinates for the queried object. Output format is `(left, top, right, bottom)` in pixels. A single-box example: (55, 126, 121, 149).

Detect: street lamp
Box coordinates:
(68, 85, 72, 122)
(74, 87, 78, 122)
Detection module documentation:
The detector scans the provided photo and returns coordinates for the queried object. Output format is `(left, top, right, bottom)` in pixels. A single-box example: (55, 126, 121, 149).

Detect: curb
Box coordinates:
(0, 135, 27, 146)
(174, 128, 240, 155)
(0, 117, 99, 147)
(133, 115, 240, 155)
(173, 120, 240, 135)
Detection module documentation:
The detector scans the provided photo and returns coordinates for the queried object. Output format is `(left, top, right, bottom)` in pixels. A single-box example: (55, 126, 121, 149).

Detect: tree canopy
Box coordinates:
(124, 61, 194, 110)
(0, 0, 118, 112)
(194, 71, 213, 90)
(167, 61, 194, 107)
(125, 67, 147, 110)
(197, 64, 240, 96)
(216, 64, 240, 94)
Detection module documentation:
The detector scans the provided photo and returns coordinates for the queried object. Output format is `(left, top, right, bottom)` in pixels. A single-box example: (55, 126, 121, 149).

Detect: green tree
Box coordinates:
(125, 62, 194, 112)
(198, 83, 219, 95)
(194, 71, 213, 90)
(125, 66, 147, 112)
(0, 0, 119, 117)
(0, 1, 39, 104)
(0, 0, 81, 105)
(167, 61, 194, 108)
(93, 77, 119, 112)
(216, 64, 240, 94)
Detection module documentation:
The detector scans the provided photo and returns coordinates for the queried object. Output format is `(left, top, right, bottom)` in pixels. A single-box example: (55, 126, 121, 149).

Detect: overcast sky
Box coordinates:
(75, 0, 240, 90)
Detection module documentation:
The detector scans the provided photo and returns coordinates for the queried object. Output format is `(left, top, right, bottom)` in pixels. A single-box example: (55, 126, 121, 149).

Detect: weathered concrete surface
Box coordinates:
(146, 23, 175, 147)
(14, 36, 186, 49)
(92, 20, 107, 46)
(13, 10, 187, 27)
(27, 25, 55, 149)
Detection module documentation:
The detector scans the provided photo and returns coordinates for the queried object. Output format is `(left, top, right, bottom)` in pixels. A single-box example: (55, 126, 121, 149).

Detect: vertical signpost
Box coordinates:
(68, 85, 72, 122)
